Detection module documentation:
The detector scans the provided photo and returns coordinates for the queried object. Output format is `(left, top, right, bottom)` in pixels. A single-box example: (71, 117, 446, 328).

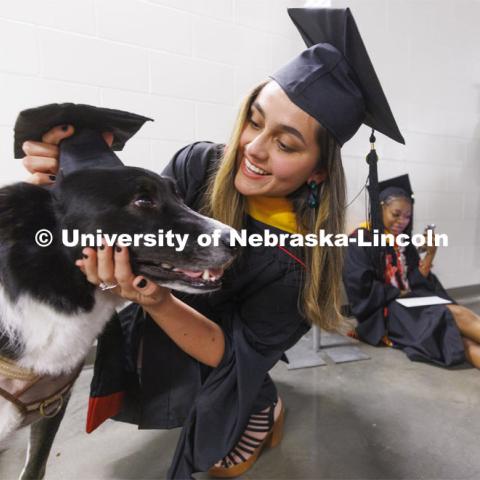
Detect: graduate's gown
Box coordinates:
(86, 142, 310, 479)
(343, 228, 465, 367)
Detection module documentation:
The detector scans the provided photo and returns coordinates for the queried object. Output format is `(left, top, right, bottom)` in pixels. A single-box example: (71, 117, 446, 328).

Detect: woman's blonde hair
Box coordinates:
(202, 81, 346, 331)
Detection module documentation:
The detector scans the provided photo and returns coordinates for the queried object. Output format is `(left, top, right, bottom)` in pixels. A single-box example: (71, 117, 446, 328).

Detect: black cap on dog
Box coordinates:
(14, 103, 152, 176)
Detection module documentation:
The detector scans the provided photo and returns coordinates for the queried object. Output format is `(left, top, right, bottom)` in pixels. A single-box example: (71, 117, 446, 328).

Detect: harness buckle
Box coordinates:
(39, 394, 64, 418)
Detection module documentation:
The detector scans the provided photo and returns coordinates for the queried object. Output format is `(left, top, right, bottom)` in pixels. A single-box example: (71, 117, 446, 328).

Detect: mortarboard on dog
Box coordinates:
(14, 103, 152, 181)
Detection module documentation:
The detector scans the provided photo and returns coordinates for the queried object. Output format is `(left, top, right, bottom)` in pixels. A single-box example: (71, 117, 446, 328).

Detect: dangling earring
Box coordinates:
(307, 180, 319, 208)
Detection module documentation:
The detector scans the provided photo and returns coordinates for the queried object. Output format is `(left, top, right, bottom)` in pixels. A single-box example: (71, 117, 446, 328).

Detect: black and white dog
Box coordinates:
(0, 166, 235, 479)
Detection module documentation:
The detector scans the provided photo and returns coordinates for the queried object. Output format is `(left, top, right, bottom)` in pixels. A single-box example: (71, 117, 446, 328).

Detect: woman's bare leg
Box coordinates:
(463, 337, 480, 369)
(447, 304, 480, 344)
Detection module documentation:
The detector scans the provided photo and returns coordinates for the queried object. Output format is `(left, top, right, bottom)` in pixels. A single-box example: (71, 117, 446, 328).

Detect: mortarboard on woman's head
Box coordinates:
(378, 174, 414, 204)
(270, 7, 404, 147)
(272, 7, 407, 276)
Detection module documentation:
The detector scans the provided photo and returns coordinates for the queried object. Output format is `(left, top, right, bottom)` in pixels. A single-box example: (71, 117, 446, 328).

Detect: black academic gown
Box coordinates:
(88, 142, 310, 479)
(343, 228, 465, 367)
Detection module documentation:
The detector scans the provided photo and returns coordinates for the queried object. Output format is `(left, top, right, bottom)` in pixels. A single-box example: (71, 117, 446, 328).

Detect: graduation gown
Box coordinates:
(343, 228, 465, 367)
(87, 142, 310, 479)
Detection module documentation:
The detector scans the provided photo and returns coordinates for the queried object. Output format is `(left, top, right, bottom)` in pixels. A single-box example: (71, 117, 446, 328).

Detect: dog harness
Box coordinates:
(0, 355, 83, 428)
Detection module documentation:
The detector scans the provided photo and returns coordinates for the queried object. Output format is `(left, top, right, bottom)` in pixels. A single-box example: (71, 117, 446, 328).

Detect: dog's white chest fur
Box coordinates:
(0, 286, 120, 376)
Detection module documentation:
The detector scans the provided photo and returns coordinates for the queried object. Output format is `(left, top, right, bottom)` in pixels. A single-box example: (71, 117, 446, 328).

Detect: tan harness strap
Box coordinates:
(0, 357, 84, 427)
(0, 355, 37, 381)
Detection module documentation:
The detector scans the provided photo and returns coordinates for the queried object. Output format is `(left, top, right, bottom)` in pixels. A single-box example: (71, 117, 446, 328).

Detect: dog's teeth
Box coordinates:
(202, 269, 209, 281)
(172, 268, 180, 272)
(161, 263, 174, 270)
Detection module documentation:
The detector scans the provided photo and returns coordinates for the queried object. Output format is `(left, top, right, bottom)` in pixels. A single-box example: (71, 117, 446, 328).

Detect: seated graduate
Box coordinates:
(343, 174, 480, 368)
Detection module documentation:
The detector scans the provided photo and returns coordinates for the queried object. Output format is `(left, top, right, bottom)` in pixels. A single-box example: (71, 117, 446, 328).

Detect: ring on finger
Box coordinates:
(99, 281, 119, 291)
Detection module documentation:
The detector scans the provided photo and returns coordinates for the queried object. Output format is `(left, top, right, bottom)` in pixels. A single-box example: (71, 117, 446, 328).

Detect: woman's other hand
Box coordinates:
(22, 125, 73, 185)
(22, 125, 114, 185)
(75, 241, 171, 308)
(424, 243, 438, 257)
(422, 228, 438, 258)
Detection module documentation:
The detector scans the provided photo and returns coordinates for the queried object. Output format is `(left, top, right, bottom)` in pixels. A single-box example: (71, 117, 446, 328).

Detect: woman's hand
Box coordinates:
(22, 125, 72, 185)
(76, 241, 225, 367)
(75, 241, 171, 308)
(424, 244, 438, 257)
(422, 229, 438, 257)
(22, 125, 113, 185)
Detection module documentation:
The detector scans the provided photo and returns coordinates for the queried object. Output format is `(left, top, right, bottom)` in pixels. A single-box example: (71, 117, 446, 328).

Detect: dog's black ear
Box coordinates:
(0, 182, 57, 242)
(0, 181, 95, 312)
(0, 182, 60, 282)
(0, 182, 58, 301)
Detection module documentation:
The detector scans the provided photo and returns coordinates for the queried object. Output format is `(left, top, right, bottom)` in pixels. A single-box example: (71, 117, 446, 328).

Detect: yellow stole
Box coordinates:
(246, 196, 298, 234)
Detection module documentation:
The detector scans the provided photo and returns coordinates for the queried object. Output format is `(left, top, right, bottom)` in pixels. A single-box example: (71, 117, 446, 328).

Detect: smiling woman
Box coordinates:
(205, 78, 345, 332)
(381, 195, 413, 236)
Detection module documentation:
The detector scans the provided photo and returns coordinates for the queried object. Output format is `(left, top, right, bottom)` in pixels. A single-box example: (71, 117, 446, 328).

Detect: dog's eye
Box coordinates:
(134, 196, 155, 208)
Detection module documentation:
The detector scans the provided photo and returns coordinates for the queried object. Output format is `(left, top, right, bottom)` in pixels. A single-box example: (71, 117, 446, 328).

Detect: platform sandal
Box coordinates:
(208, 398, 285, 478)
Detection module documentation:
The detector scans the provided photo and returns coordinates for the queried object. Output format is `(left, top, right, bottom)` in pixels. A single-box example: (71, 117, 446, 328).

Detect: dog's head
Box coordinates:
(0, 166, 235, 298)
(54, 166, 237, 293)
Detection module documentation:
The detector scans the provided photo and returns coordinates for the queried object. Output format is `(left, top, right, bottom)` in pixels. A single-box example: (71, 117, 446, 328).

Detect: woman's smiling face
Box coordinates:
(382, 197, 412, 235)
(234, 81, 325, 197)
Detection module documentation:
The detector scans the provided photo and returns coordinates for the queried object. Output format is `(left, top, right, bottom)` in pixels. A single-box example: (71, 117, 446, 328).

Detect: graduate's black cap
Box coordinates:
(14, 103, 152, 178)
(273, 7, 406, 278)
(271, 7, 404, 147)
(378, 174, 414, 203)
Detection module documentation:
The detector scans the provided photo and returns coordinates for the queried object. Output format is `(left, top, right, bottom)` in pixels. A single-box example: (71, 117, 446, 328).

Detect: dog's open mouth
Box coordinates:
(136, 260, 225, 291)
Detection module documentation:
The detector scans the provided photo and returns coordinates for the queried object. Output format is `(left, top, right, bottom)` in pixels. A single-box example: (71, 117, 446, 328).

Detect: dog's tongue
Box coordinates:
(179, 269, 203, 278)
(176, 268, 223, 280)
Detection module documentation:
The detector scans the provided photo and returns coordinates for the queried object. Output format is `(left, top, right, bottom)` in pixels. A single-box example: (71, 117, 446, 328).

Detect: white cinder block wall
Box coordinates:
(0, 0, 305, 181)
(0, 0, 478, 288)
(332, 0, 480, 288)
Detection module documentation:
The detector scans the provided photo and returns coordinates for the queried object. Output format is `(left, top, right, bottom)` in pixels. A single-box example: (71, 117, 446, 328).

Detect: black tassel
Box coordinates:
(366, 130, 384, 278)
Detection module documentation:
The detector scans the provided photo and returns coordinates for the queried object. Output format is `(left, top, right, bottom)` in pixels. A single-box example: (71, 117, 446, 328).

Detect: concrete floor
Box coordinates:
(2, 309, 480, 479)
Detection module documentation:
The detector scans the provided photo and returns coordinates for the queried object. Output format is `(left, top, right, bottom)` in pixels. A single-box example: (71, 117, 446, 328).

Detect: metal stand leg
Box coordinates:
(312, 325, 321, 352)
(285, 328, 327, 369)
(286, 325, 369, 370)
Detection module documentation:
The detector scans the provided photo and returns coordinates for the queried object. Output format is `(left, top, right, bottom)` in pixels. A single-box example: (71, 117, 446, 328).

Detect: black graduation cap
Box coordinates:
(273, 7, 406, 276)
(14, 103, 152, 178)
(271, 7, 404, 146)
(378, 174, 414, 204)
